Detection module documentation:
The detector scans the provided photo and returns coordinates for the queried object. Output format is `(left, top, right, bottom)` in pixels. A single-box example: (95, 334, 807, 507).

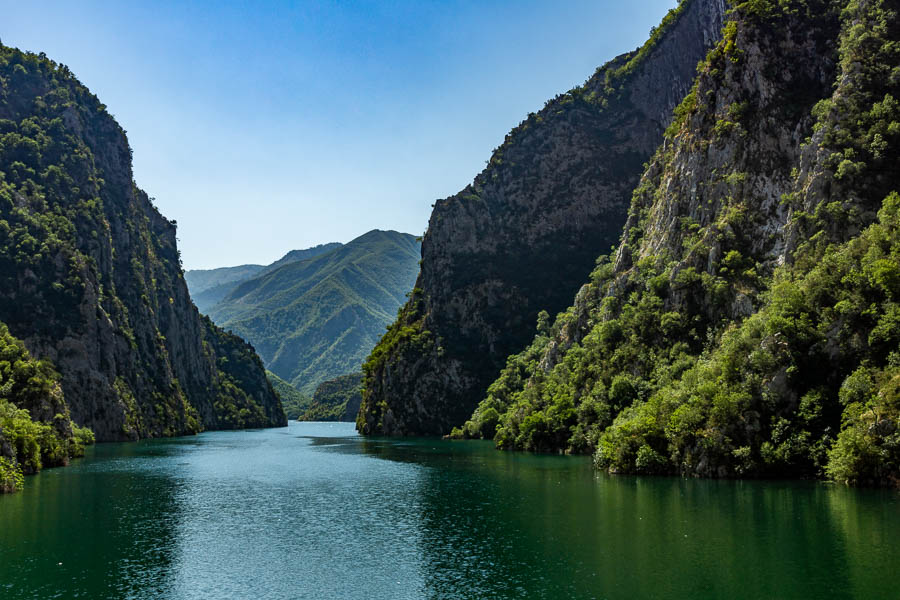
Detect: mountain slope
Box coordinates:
(296, 373, 363, 422)
(358, 0, 728, 436)
(267, 370, 311, 420)
(186, 243, 342, 313)
(257, 243, 343, 277)
(0, 322, 94, 492)
(456, 0, 900, 486)
(208, 230, 420, 392)
(185, 264, 264, 312)
(0, 43, 285, 449)
(185, 264, 265, 296)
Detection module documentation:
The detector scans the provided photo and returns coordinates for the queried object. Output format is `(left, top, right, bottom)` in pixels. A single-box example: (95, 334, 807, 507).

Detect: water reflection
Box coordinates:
(0, 440, 185, 599)
(0, 423, 897, 600)
(357, 435, 896, 600)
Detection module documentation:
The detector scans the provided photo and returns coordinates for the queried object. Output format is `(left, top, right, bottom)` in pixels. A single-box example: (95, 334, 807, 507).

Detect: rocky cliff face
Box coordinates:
(0, 45, 285, 441)
(457, 0, 900, 485)
(359, 0, 728, 436)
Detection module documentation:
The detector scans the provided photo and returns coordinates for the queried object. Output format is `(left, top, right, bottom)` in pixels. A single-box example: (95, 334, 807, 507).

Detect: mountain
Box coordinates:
(452, 0, 900, 486)
(0, 43, 285, 489)
(185, 243, 342, 313)
(185, 264, 265, 312)
(296, 373, 363, 422)
(358, 0, 728, 436)
(257, 243, 343, 277)
(207, 230, 420, 393)
(185, 264, 265, 296)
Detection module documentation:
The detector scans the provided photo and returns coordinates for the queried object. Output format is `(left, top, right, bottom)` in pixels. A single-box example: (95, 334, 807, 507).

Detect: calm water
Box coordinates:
(0, 422, 897, 599)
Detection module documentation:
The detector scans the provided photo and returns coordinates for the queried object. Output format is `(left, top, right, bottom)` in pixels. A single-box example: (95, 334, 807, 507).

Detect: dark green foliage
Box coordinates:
(0, 42, 283, 440)
(612, 0, 692, 80)
(268, 371, 311, 420)
(598, 193, 900, 482)
(463, 0, 900, 486)
(201, 315, 284, 430)
(0, 322, 93, 493)
(357, 287, 440, 434)
(297, 373, 363, 422)
(360, 0, 727, 437)
(208, 230, 420, 393)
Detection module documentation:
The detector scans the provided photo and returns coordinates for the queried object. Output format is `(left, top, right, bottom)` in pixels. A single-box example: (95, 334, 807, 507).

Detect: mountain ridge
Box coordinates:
(207, 229, 421, 393)
(186, 242, 343, 313)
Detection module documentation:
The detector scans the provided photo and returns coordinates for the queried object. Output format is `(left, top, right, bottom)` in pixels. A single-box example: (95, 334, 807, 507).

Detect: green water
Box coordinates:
(0, 422, 897, 599)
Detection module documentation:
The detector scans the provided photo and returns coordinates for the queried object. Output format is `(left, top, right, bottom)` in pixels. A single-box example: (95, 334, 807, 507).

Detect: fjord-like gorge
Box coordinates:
(1, 0, 899, 597)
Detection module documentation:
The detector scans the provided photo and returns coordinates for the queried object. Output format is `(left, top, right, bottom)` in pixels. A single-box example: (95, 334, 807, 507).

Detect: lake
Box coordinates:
(0, 422, 897, 599)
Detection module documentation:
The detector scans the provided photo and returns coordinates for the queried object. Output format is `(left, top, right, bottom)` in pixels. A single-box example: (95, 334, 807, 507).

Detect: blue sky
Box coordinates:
(2, 0, 677, 270)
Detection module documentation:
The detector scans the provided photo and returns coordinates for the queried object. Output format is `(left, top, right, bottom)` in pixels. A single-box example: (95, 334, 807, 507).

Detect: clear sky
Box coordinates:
(2, 0, 677, 270)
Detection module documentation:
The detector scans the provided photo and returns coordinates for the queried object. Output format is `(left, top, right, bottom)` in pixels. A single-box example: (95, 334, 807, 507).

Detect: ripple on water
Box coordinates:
(0, 422, 898, 600)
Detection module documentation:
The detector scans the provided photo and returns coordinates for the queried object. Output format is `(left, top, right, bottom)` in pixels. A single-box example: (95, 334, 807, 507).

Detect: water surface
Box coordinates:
(0, 422, 897, 599)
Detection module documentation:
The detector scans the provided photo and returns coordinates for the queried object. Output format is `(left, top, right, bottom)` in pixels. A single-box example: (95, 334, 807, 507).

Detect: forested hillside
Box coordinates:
(186, 243, 341, 313)
(207, 230, 420, 393)
(358, 0, 728, 437)
(454, 0, 900, 486)
(0, 43, 285, 490)
(295, 373, 363, 422)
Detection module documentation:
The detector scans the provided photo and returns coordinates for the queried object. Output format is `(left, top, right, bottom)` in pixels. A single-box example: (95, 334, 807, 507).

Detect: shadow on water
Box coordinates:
(354, 435, 899, 600)
(0, 439, 189, 599)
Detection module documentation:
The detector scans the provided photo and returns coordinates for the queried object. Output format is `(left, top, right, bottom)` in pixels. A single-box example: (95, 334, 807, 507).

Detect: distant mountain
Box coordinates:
(186, 243, 342, 313)
(257, 243, 343, 277)
(207, 230, 420, 393)
(186, 265, 264, 312)
(185, 264, 265, 295)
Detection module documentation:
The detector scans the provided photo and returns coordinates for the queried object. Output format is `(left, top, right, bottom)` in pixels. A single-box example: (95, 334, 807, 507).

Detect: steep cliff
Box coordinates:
(459, 0, 900, 485)
(359, 0, 728, 436)
(0, 44, 285, 443)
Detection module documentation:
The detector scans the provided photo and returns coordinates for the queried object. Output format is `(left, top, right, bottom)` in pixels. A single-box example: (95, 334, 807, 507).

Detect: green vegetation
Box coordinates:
(0, 42, 283, 442)
(360, 0, 723, 437)
(297, 373, 363, 422)
(207, 230, 420, 393)
(612, 0, 691, 80)
(268, 371, 311, 420)
(185, 243, 342, 313)
(453, 0, 900, 487)
(598, 193, 900, 483)
(0, 322, 93, 493)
